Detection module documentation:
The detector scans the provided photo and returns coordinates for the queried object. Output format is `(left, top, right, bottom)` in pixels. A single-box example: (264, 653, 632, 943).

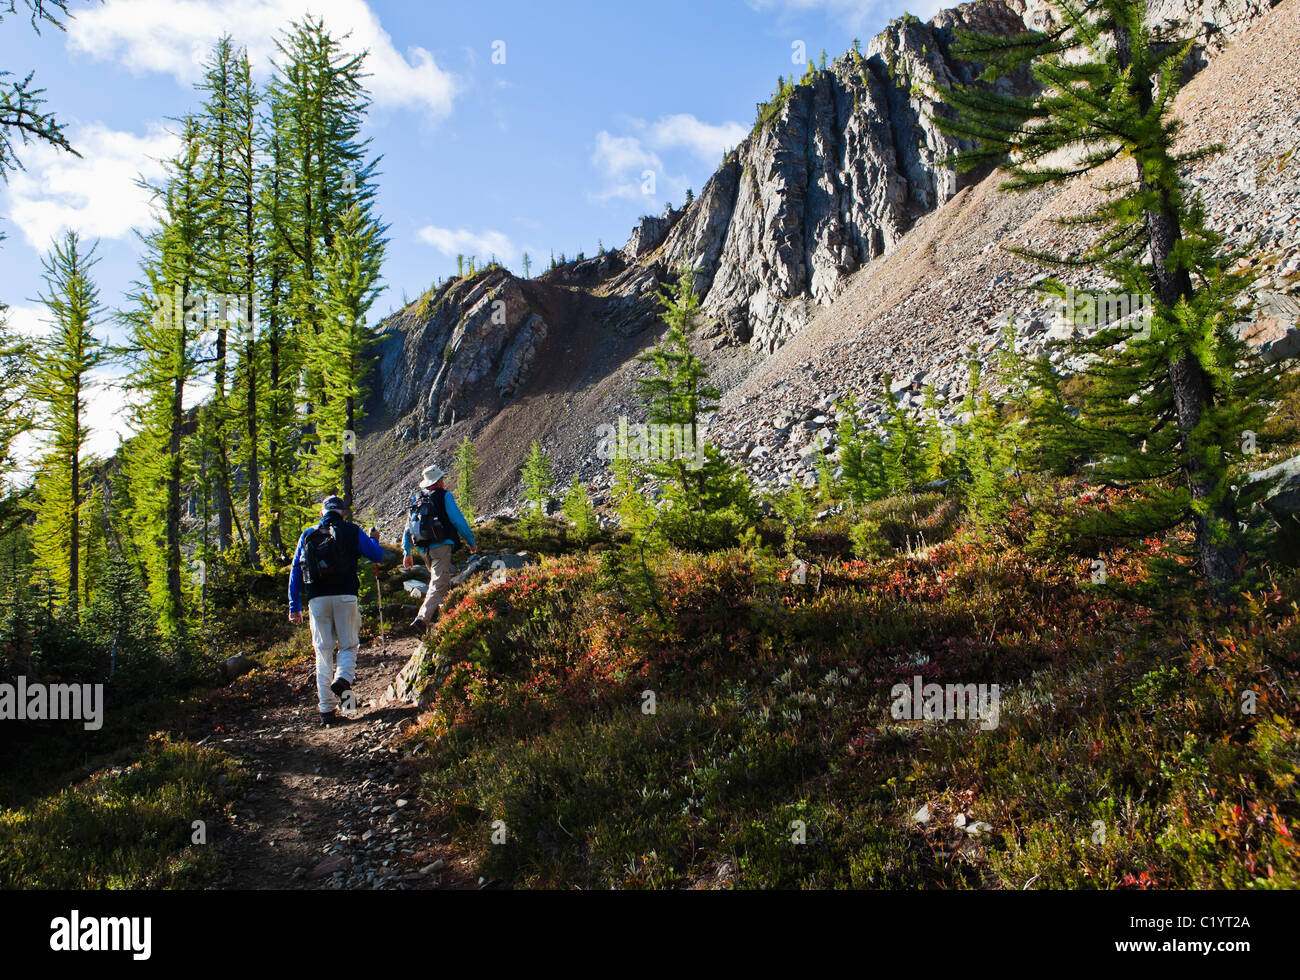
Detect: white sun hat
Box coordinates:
(419, 464, 447, 489)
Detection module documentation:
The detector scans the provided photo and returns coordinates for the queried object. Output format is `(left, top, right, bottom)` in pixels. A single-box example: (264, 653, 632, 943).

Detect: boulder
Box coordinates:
(222, 654, 253, 681)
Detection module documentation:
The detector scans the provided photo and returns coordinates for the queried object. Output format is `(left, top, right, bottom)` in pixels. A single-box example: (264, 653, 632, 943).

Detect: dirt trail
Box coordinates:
(203, 629, 478, 890)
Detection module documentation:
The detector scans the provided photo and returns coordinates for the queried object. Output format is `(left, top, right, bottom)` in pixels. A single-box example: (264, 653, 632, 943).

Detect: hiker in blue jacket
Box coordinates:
(403, 464, 477, 632)
(289, 496, 385, 727)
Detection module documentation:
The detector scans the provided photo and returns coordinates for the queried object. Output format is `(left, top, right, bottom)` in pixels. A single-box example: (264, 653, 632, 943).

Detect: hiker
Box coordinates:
(403, 464, 477, 631)
(288, 496, 386, 727)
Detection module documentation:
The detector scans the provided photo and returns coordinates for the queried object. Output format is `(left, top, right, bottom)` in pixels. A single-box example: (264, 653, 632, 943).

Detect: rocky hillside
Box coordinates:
(354, 0, 1294, 530)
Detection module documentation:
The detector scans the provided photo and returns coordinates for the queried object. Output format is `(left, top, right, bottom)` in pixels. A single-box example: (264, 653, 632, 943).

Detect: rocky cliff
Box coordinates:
(358, 0, 1291, 523)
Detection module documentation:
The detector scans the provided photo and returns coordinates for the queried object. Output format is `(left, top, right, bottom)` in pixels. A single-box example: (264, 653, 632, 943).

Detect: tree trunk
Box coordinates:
(1119, 25, 1242, 589)
(69, 391, 80, 621)
(168, 288, 188, 650)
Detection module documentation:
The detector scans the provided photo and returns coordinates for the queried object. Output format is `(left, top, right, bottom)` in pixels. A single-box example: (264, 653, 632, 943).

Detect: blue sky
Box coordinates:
(0, 0, 936, 460)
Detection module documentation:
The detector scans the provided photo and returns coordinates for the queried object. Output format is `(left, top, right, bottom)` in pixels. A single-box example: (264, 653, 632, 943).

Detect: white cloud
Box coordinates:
(589, 113, 742, 205)
(3, 122, 176, 248)
(590, 131, 664, 202)
(66, 0, 460, 119)
(745, 0, 943, 31)
(2, 303, 54, 339)
(416, 225, 517, 264)
(647, 114, 747, 161)
(592, 131, 663, 180)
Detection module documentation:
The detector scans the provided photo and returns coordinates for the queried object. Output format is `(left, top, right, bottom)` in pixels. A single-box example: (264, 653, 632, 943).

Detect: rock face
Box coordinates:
(606, 1, 1037, 355)
(374, 269, 558, 438)
(363, 0, 1288, 511)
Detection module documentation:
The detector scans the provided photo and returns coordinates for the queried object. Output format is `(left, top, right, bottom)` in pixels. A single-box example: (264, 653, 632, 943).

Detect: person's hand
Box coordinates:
(289, 611, 304, 626)
(402, 554, 414, 569)
(470, 546, 479, 555)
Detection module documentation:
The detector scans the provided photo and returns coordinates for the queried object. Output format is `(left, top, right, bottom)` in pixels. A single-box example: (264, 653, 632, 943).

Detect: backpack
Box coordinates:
(407, 487, 461, 550)
(302, 517, 358, 589)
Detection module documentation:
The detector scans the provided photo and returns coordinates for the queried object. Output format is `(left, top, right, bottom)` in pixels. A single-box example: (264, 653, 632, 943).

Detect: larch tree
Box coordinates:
(121, 117, 212, 639)
(937, 0, 1280, 593)
(26, 230, 105, 619)
(315, 201, 385, 505)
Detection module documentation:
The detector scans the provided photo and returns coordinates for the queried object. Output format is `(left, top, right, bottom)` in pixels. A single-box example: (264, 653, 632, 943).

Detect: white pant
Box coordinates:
(308, 594, 361, 713)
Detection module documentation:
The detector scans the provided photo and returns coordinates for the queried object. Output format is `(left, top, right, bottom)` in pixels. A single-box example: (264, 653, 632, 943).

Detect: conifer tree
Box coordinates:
(314, 202, 385, 505)
(27, 230, 105, 618)
(0, 1, 76, 200)
(920, 386, 952, 484)
(266, 17, 381, 530)
(937, 0, 1279, 591)
(258, 92, 300, 559)
(521, 440, 553, 534)
(880, 374, 924, 494)
(633, 268, 752, 545)
(452, 435, 479, 524)
(198, 38, 262, 563)
(833, 397, 886, 504)
(562, 475, 598, 545)
(195, 36, 241, 552)
(121, 117, 211, 638)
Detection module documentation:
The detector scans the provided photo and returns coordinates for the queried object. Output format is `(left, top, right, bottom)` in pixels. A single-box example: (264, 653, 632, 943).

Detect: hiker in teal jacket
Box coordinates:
(403, 464, 476, 631)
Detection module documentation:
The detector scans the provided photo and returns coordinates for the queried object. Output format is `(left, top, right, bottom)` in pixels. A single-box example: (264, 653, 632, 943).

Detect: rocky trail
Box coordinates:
(195, 628, 482, 891)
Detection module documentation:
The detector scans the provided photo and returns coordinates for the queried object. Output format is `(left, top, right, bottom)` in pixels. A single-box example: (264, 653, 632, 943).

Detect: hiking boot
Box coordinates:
(330, 677, 353, 700)
(320, 711, 340, 728)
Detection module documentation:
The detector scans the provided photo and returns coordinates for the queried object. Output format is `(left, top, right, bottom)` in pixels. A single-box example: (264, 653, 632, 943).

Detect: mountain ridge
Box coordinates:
(355, 0, 1293, 531)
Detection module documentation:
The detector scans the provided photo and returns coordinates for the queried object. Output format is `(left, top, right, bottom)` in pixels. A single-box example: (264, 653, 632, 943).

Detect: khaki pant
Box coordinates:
(308, 593, 360, 714)
(416, 544, 454, 623)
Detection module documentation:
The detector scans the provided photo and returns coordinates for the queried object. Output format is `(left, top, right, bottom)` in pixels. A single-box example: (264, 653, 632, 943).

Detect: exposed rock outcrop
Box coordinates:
(361, 0, 1290, 515)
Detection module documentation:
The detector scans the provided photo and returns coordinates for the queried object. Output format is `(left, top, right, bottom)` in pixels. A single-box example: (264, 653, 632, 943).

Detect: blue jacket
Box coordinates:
(289, 514, 386, 614)
(402, 489, 476, 555)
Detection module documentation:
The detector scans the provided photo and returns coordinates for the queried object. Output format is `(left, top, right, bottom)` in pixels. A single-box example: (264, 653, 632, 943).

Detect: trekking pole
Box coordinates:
(368, 527, 386, 658)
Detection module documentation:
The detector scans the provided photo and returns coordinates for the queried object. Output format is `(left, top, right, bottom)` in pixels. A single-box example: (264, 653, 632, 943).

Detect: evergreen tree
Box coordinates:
(634, 268, 752, 545)
(937, 0, 1280, 591)
(121, 117, 212, 638)
(452, 435, 479, 525)
(880, 373, 924, 494)
(521, 252, 531, 279)
(314, 201, 385, 505)
(562, 475, 598, 545)
(27, 230, 106, 619)
(257, 90, 300, 560)
(195, 36, 241, 552)
(834, 397, 886, 504)
(197, 37, 262, 562)
(920, 385, 952, 484)
(610, 453, 652, 538)
(520, 440, 552, 533)
(266, 17, 380, 532)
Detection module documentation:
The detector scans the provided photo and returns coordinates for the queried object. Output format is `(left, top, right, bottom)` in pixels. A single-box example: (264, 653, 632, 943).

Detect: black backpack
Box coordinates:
(407, 487, 461, 550)
(302, 518, 357, 588)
